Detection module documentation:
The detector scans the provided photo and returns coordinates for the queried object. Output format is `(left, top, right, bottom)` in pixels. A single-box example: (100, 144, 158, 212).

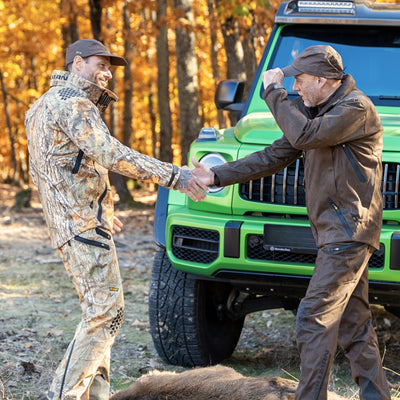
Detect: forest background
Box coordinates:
(0, 0, 282, 205)
(1, 0, 398, 205)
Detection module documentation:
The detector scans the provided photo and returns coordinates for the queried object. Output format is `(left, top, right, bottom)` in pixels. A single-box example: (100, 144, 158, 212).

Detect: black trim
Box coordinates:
(207, 270, 400, 307)
(243, 24, 279, 117)
(167, 165, 179, 187)
(327, 197, 354, 238)
(153, 186, 169, 247)
(72, 150, 84, 174)
(390, 232, 400, 270)
(341, 144, 366, 183)
(224, 221, 243, 258)
(74, 235, 110, 250)
(97, 186, 108, 222)
(213, 270, 310, 297)
(96, 227, 111, 240)
(328, 242, 364, 254)
(59, 339, 76, 399)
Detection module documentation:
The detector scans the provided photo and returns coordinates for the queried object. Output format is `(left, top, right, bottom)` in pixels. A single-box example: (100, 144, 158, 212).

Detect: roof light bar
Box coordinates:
(296, 1, 355, 14)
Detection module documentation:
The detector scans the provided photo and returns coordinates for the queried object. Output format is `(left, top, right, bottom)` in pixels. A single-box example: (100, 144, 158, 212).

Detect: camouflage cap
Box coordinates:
(281, 45, 343, 79)
(65, 39, 127, 67)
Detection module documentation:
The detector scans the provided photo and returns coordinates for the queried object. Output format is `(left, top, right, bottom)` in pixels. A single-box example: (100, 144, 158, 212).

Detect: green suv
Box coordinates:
(149, 0, 400, 367)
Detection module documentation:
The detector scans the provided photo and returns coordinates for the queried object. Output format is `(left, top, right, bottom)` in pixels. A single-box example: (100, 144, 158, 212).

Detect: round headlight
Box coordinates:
(199, 153, 227, 193)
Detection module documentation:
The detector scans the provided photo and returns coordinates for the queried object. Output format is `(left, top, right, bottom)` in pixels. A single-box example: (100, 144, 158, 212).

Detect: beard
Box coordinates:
(80, 70, 107, 88)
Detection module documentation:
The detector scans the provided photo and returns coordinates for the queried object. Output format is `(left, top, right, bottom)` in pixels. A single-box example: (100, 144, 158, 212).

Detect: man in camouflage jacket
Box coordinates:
(25, 39, 206, 400)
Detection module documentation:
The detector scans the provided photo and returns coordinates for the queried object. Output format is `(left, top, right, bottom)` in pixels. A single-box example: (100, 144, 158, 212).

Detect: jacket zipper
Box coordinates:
(73, 227, 111, 250)
(72, 150, 84, 174)
(329, 242, 363, 253)
(74, 235, 110, 250)
(341, 144, 366, 183)
(327, 197, 354, 238)
(97, 185, 108, 222)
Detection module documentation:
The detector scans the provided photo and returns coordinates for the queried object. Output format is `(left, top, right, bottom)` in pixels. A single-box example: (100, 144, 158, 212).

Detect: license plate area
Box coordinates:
(263, 224, 317, 255)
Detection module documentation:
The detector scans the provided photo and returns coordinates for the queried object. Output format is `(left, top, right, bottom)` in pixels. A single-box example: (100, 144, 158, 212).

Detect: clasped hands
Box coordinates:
(175, 157, 216, 202)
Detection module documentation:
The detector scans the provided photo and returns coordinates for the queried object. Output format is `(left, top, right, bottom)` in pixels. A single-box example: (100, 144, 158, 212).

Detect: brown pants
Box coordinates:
(48, 227, 124, 400)
(295, 242, 390, 400)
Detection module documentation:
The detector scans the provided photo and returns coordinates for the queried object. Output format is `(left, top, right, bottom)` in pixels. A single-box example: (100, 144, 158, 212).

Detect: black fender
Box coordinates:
(153, 186, 169, 248)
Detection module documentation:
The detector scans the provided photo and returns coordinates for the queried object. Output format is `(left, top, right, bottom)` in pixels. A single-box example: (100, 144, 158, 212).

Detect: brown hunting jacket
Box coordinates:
(26, 70, 181, 248)
(212, 74, 383, 249)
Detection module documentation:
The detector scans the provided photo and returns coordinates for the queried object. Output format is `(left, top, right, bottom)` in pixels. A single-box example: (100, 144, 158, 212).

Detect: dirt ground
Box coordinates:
(1, 183, 400, 399)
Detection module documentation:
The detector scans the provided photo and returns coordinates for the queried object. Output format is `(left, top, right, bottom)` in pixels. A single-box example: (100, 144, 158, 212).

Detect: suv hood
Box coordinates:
(235, 112, 283, 145)
(380, 113, 400, 151)
(236, 112, 400, 151)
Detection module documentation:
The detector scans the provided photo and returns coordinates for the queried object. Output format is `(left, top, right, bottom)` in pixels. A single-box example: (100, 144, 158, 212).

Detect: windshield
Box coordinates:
(269, 24, 400, 106)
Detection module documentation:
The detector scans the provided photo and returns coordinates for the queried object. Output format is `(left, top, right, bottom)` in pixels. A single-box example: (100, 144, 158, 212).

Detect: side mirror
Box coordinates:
(214, 80, 245, 110)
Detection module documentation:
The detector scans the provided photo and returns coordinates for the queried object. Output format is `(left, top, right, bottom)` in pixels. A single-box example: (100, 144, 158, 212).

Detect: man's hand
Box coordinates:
(191, 157, 215, 186)
(175, 167, 209, 202)
(112, 216, 123, 235)
(262, 68, 284, 90)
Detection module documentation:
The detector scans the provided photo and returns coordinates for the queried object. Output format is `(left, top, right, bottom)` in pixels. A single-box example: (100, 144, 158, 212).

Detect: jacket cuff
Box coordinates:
(262, 83, 285, 101)
(211, 167, 221, 186)
(167, 165, 180, 188)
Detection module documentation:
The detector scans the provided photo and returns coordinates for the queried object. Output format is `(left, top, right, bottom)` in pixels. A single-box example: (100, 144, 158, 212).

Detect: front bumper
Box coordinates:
(165, 208, 400, 285)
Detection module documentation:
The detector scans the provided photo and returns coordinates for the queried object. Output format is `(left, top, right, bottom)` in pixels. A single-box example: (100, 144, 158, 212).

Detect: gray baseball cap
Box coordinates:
(65, 39, 127, 67)
(281, 45, 343, 79)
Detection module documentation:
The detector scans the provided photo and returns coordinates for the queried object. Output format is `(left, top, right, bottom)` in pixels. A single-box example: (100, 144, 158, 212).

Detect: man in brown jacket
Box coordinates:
(25, 39, 206, 400)
(191, 45, 390, 399)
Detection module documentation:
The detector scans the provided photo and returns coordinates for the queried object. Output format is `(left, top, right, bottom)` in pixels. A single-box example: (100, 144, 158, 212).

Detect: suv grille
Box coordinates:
(247, 234, 385, 269)
(240, 160, 400, 210)
(171, 226, 219, 264)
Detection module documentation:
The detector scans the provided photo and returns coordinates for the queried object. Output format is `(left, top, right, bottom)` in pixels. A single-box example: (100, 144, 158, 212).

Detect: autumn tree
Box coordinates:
(206, 0, 225, 128)
(0, 0, 62, 185)
(173, 0, 201, 165)
(60, 0, 80, 54)
(0, 0, 278, 191)
(156, 0, 173, 162)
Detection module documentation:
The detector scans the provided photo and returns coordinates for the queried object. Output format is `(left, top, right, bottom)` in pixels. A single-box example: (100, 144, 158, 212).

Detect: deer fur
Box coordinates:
(110, 365, 346, 400)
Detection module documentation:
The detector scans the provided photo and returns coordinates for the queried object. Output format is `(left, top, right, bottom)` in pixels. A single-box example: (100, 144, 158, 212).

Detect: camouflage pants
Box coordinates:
(48, 227, 124, 400)
(295, 242, 390, 400)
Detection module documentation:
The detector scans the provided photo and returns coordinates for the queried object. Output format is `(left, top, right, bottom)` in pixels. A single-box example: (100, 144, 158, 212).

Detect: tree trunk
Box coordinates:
(60, 0, 80, 56)
(241, 13, 257, 99)
(217, 19, 246, 81)
(0, 68, 17, 183)
(156, 0, 173, 163)
(206, 0, 225, 129)
(89, 0, 102, 40)
(109, 2, 136, 206)
(214, 0, 247, 126)
(148, 85, 157, 158)
(89, 0, 134, 206)
(122, 3, 134, 149)
(173, 0, 201, 166)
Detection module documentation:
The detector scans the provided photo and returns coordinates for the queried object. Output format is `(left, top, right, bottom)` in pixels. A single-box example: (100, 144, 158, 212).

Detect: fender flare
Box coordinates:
(153, 186, 169, 248)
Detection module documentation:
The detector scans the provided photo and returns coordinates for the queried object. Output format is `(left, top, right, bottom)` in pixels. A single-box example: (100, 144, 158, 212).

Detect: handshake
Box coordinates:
(174, 157, 216, 202)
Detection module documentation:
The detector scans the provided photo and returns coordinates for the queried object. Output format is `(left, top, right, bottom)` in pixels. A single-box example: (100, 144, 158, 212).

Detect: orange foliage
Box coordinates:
(0, 0, 278, 183)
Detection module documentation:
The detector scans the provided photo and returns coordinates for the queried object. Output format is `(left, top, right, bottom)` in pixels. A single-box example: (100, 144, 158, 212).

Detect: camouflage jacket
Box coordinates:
(25, 70, 181, 249)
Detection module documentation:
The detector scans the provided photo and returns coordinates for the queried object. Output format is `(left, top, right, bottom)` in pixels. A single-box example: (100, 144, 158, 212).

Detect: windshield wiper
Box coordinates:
(379, 95, 400, 100)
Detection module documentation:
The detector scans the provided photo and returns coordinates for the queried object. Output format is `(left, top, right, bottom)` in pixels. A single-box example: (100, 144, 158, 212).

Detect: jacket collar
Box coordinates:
(317, 74, 355, 115)
(50, 70, 118, 112)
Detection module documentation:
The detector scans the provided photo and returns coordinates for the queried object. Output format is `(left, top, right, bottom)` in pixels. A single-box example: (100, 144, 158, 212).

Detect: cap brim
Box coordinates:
(109, 55, 128, 67)
(88, 50, 127, 66)
(281, 64, 303, 77)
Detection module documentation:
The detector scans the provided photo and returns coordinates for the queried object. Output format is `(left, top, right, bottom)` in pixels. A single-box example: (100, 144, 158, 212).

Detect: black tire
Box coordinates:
(149, 247, 245, 367)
